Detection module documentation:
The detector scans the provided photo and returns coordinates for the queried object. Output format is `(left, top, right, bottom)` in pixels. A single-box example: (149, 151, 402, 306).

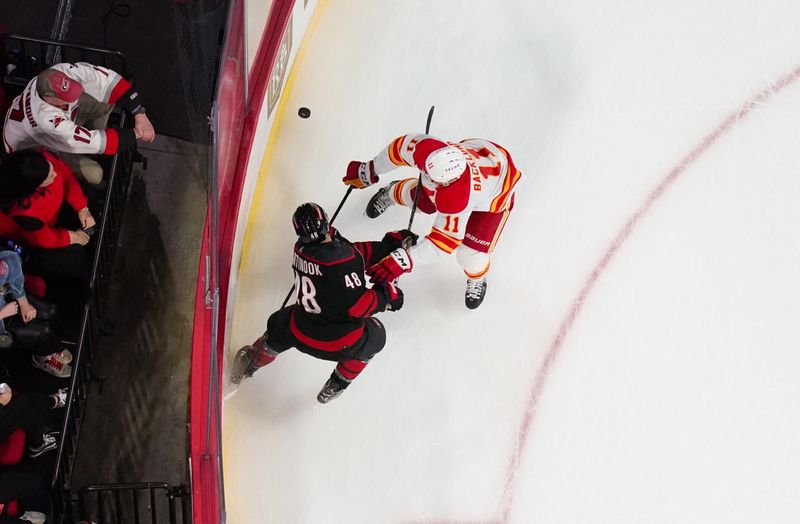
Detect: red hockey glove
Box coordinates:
(383, 229, 419, 250)
(343, 160, 378, 189)
(367, 248, 413, 284)
(376, 281, 404, 311)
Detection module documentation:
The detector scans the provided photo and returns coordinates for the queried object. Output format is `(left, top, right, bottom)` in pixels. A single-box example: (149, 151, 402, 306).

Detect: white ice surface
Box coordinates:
(222, 1, 800, 523)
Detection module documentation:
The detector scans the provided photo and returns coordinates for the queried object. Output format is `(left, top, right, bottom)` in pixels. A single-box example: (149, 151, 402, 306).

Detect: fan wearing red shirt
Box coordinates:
(0, 149, 96, 279)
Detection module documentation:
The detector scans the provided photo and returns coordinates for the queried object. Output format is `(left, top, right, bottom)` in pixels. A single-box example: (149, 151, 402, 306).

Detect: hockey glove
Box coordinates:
(384, 229, 419, 250)
(343, 160, 378, 189)
(367, 248, 413, 284)
(376, 281, 404, 311)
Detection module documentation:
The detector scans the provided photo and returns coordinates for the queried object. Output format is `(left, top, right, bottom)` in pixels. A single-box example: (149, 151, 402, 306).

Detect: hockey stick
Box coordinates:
(407, 105, 436, 231)
(331, 186, 354, 223)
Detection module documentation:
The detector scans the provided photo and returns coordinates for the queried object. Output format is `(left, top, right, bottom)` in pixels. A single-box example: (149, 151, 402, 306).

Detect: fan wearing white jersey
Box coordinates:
(343, 133, 522, 309)
(3, 62, 155, 184)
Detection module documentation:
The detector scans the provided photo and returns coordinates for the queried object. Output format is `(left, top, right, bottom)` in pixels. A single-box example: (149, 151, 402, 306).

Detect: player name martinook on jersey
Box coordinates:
(293, 252, 323, 276)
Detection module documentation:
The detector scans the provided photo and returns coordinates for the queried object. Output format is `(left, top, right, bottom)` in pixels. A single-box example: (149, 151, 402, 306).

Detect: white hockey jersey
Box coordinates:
(2, 62, 133, 155)
(372, 133, 522, 260)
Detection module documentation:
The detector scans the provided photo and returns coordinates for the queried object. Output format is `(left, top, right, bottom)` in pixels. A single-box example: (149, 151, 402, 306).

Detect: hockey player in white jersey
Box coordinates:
(2, 62, 155, 184)
(343, 133, 522, 309)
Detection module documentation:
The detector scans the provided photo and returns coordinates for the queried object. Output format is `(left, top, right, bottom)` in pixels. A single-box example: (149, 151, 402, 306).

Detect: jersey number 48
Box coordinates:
(294, 274, 321, 314)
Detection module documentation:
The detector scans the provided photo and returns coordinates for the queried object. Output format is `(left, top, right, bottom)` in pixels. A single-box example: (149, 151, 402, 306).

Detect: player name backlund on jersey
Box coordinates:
(293, 253, 323, 276)
(451, 144, 482, 190)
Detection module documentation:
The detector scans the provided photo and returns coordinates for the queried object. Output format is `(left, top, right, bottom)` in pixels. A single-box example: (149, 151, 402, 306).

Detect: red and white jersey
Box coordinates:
(372, 133, 522, 261)
(3, 62, 132, 155)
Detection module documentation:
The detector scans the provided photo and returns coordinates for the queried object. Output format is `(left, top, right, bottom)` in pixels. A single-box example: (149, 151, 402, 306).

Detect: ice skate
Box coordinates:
(316, 374, 349, 404)
(230, 345, 259, 385)
(230, 338, 278, 385)
(465, 277, 487, 309)
(365, 181, 398, 218)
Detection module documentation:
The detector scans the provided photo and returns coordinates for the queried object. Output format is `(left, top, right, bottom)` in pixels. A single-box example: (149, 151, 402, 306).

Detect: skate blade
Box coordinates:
(222, 386, 240, 402)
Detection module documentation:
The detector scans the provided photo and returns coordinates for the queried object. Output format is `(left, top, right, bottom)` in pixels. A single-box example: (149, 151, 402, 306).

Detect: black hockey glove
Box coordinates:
(376, 281, 404, 311)
(383, 229, 419, 250)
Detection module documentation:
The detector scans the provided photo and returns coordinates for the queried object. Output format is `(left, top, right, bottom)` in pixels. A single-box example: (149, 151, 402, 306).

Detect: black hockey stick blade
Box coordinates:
(425, 105, 435, 134)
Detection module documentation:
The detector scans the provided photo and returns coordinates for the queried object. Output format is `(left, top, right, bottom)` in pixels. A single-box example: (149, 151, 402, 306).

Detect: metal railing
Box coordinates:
(0, 33, 145, 523)
(49, 130, 136, 522)
(2, 32, 128, 89)
(70, 482, 189, 524)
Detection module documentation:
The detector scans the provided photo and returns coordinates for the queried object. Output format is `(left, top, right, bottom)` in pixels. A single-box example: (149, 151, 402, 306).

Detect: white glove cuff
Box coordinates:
(390, 248, 413, 272)
(358, 161, 375, 185)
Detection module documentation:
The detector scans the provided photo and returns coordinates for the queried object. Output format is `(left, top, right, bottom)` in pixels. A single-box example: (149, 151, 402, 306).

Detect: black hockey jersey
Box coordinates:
(288, 230, 399, 351)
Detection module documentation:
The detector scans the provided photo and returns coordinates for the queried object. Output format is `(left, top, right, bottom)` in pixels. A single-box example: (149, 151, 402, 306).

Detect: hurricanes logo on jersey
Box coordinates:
(49, 116, 64, 128)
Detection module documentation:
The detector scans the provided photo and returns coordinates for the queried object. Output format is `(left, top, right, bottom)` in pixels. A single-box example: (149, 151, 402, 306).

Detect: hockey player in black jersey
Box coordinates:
(230, 202, 416, 403)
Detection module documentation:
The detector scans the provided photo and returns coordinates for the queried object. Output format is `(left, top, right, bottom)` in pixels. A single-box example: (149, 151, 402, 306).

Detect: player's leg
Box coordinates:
(316, 359, 367, 404)
(458, 208, 512, 309)
(366, 177, 426, 218)
(457, 246, 490, 309)
(317, 318, 386, 403)
(230, 307, 291, 384)
(230, 335, 279, 384)
(60, 94, 115, 186)
(59, 154, 104, 185)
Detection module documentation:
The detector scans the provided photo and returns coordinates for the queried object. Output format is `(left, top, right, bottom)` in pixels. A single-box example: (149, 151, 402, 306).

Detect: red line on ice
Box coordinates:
(495, 65, 800, 523)
(404, 65, 800, 524)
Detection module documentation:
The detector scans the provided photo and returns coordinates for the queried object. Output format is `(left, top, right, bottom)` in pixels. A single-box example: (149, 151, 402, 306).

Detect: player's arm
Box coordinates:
(372, 133, 449, 174)
(353, 230, 418, 267)
(343, 133, 449, 188)
(52, 62, 141, 112)
(53, 63, 153, 142)
(417, 207, 470, 261)
(365, 205, 470, 284)
(347, 281, 403, 317)
(368, 213, 465, 283)
(41, 117, 136, 155)
(327, 246, 404, 316)
(11, 215, 71, 248)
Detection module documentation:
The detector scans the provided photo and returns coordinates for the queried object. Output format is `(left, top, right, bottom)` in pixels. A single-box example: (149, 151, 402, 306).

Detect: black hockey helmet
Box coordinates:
(292, 202, 330, 244)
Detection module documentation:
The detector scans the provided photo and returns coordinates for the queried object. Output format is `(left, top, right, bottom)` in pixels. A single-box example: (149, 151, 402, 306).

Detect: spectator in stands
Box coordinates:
(0, 383, 65, 459)
(0, 390, 49, 524)
(0, 150, 95, 283)
(2, 62, 155, 185)
(0, 251, 37, 349)
(0, 509, 46, 524)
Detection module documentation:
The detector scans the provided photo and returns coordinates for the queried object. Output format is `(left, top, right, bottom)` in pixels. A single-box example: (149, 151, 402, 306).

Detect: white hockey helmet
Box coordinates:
(424, 146, 467, 185)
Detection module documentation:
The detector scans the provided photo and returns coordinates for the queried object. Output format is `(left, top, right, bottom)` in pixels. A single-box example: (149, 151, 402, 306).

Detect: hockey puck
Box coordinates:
(298, 107, 311, 118)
